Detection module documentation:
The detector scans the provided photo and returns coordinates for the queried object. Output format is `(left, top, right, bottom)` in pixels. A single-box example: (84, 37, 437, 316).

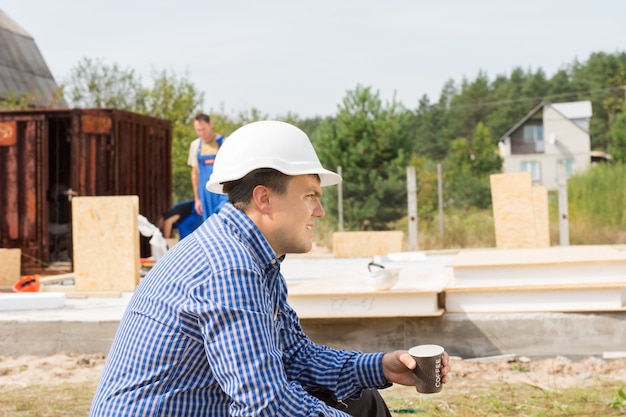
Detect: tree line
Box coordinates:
(306, 51, 626, 230)
(4, 51, 626, 231)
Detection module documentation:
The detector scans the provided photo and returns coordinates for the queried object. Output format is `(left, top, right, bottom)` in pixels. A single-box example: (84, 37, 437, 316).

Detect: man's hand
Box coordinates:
(191, 166, 202, 215)
(194, 199, 203, 215)
(382, 350, 450, 386)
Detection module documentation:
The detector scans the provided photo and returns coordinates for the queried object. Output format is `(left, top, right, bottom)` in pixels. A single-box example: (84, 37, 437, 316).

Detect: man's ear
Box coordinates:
(251, 185, 272, 213)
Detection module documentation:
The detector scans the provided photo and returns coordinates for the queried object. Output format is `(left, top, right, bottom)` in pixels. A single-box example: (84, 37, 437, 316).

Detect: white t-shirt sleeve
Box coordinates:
(188, 138, 199, 167)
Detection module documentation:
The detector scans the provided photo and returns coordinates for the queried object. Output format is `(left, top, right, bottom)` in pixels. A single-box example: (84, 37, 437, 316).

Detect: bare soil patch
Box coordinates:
(0, 353, 624, 392)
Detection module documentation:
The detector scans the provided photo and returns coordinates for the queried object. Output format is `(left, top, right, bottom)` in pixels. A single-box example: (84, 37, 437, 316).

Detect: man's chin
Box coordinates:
(287, 242, 313, 255)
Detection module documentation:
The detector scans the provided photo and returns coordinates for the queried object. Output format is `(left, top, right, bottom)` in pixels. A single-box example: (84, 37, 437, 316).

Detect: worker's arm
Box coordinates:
(190, 165, 202, 215)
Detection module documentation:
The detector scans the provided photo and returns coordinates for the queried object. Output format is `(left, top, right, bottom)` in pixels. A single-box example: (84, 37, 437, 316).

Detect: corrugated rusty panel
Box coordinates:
(0, 113, 48, 273)
(0, 108, 171, 274)
(71, 109, 116, 197)
(111, 109, 172, 225)
(2, 127, 19, 239)
(71, 108, 172, 223)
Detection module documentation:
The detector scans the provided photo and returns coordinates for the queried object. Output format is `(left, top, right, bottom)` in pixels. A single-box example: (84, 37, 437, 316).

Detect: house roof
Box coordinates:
(498, 100, 592, 142)
(551, 101, 592, 120)
(497, 101, 544, 142)
(0, 9, 29, 37)
(0, 9, 66, 107)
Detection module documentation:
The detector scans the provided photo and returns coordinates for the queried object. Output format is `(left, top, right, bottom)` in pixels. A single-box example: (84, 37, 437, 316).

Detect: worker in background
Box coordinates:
(187, 113, 228, 220)
(157, 200, 203, 240)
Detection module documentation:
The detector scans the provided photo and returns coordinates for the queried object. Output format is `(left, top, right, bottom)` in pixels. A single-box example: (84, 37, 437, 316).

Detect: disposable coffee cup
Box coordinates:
(408, 344, 444, 394)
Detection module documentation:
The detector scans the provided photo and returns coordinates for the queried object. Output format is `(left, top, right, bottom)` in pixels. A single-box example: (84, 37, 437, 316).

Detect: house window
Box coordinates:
(523, 125, 544, 152)
(523, 125, 543, 141)
(557, 159, 574, 179)
(521, 161, 541, 183)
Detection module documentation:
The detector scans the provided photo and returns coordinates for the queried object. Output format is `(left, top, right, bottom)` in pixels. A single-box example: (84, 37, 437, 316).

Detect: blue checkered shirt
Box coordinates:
(90, 203, 389, 416)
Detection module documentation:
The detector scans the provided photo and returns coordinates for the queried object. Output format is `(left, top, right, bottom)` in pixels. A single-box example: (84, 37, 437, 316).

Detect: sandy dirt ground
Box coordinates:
(1, 353, 625, 393)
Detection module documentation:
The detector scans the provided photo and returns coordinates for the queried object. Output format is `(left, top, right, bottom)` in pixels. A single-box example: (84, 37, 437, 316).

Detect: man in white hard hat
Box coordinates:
(90, 121, 450, 417)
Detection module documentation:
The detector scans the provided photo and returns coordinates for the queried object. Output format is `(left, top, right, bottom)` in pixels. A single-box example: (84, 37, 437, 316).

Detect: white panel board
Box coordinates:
(289, 292, 443, 318)
(445, 287, 625, 313)
(287, 274, 448, 318)
(0, 292, 65, 311)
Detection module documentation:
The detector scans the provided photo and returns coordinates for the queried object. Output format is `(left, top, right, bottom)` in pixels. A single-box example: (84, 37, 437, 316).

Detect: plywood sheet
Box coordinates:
(332, 231, 403, 257)
(0, 248, 21, 287)
(490, 172, 549, 249)
(72, 196, 140, 291)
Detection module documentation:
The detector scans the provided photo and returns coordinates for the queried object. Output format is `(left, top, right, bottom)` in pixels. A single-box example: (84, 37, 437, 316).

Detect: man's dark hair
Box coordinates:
(194, 113, 211, 123)
(223, 169, 291, 210)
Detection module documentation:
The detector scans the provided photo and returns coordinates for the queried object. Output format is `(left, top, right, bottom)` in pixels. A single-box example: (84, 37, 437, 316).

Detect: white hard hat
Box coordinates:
(206, 120, 342, 194)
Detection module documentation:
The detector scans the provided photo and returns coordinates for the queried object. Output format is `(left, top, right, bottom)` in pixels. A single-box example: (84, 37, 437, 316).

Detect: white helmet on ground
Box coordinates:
(206, 120, 342, 194)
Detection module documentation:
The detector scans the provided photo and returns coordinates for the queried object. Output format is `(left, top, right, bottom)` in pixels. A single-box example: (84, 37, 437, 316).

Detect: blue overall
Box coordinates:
(176, 210, 204, 239)
(165, 201, 203, 239)
(197, 135, 228, 220)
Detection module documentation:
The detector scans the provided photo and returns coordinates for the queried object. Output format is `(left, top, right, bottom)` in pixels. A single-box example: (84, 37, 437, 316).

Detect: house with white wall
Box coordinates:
(497, 101, 592, 190)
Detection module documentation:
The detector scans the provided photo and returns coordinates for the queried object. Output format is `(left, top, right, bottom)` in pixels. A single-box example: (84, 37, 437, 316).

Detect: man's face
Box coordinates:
(193, 120, 214, 142)
(266, 174, 325, 256)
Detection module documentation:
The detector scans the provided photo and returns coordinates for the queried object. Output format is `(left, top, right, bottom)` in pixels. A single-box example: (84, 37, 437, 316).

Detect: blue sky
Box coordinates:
(3, 1, 624, 118)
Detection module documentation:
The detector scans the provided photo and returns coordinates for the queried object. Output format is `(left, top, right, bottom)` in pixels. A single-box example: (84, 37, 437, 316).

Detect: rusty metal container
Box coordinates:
(0, 108, 172, 274)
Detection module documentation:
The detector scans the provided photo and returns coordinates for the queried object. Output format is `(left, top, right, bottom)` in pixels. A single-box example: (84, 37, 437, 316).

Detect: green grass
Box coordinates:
(315, 163, 626, 251)
(0, 381, 98, 417)
(316, 195, 626, 252)
(381, 381, 626, 417)
(1, 380, 624, 416)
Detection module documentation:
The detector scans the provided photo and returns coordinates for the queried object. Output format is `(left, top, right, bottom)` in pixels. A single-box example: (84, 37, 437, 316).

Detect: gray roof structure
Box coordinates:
(0, 9, 66, 107)
(498, 100, 592, 143)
